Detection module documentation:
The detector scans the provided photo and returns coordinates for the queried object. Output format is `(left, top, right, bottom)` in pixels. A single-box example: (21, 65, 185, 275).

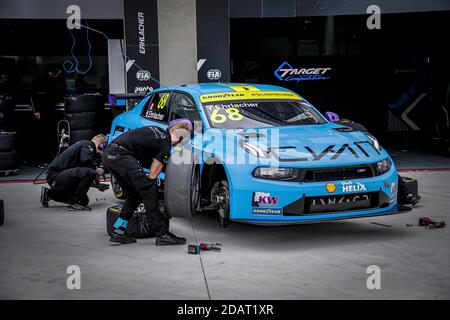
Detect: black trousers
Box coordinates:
(102, 144, 169, 236)
(47, 167, 96, 205)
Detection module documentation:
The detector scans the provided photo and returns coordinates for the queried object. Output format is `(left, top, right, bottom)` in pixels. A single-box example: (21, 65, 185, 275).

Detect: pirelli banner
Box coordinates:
(124, 0, 160, 94)
(196, 0, 230, 83)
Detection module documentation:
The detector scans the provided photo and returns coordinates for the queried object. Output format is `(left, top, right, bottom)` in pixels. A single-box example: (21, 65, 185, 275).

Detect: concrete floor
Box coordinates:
(0, 172, 449, 300)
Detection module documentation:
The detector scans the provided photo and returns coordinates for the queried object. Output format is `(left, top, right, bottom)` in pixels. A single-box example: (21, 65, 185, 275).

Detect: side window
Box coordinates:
(142, 92, 171, 123)
(169, 93, 202, 133)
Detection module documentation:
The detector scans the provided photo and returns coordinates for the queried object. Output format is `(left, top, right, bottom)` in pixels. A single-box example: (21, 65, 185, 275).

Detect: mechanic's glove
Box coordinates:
(95, 167, 105, 176)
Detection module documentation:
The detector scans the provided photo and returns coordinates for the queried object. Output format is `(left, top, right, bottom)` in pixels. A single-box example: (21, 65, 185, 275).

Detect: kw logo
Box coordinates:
(253, 192, 279, 206)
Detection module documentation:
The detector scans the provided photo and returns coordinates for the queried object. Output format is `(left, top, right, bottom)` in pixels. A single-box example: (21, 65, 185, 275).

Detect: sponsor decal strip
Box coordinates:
(200, 91, 302, 103)
(251, 208, 283, 216)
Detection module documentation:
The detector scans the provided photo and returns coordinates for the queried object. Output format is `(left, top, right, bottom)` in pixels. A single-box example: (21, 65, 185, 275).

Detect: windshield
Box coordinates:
(202, 99, 326, 129)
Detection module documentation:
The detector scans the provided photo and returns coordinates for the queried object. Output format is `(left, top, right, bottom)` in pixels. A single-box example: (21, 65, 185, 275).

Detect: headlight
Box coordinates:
(376, 158, 391, 174)
(239, 141, 270, 158)
(366, 134, 382, 152)
(253, 167, 294, 180)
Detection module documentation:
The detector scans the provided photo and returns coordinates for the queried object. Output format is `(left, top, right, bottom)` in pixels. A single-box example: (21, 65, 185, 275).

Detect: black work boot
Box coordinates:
(40, 187, 50, 207)
(67, 203, 91, 211)
(78, 195, 89, 207)
(110, 228, 137, 244)
(156, 232, 186, 246)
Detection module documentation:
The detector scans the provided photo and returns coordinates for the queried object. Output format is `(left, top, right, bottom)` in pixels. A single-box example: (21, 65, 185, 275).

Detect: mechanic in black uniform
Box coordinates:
(338, 118, 420, 206)
(40, 134, 107, 211)
(102, 120, 192, 246)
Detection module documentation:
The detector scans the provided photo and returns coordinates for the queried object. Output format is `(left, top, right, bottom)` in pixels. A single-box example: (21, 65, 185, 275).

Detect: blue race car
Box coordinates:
(108, 83, 406, 226)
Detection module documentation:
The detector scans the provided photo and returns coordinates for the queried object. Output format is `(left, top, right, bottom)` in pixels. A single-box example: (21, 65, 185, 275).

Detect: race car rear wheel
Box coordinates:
(111, 175, 125, 200)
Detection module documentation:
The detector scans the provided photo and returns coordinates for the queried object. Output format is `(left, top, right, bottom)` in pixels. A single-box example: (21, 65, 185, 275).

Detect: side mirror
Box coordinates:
(325, 111, 340, 123)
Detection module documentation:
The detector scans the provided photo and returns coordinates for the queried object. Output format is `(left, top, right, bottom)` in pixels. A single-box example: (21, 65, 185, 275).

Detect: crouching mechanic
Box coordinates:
(103, 119, 192, 246)
(40, 134, 107, 210)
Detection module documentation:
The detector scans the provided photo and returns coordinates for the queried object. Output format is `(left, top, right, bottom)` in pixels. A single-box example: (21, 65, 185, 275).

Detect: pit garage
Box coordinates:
(0, 0, 450, 302)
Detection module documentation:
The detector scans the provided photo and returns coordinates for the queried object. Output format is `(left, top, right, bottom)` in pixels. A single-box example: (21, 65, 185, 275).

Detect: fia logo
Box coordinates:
(136, 70, 151, 81)
(207, 69, 222, 81)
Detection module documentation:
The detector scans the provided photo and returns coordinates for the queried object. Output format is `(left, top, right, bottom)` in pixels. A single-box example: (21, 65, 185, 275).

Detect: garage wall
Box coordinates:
(157, 0, 198, 86)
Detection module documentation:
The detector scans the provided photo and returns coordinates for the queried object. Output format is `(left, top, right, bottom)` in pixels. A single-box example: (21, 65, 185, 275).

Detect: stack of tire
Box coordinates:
(64, 94, 104, 144)
(0, 95, 19, 173)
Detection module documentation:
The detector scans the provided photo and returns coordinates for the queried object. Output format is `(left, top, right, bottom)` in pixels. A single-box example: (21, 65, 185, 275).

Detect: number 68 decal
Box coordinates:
(210, 108, 244, 124)
(157, 93, 170, 110)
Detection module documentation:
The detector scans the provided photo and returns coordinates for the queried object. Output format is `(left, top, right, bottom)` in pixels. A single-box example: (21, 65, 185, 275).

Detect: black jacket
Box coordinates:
(47, 140, 97, 179)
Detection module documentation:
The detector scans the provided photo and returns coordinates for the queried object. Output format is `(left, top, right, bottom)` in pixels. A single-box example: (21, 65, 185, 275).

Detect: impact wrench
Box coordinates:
(188, 243, 222, 254)
(419, 217, 446, 229)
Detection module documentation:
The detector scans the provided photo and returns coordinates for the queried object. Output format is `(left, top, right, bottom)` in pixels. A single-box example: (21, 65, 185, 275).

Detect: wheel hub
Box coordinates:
(210, 181, 229, 217)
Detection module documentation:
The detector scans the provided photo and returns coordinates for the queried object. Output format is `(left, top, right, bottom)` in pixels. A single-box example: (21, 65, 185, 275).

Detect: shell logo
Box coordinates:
(326, 183, 337, 193)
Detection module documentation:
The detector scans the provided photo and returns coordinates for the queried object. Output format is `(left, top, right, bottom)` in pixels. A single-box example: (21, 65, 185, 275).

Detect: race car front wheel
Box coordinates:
(164, 147, 200, 218)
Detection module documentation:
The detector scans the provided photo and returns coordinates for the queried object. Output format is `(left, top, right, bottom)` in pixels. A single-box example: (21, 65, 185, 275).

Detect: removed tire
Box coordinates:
(66, 112, 97, 130)
(401, 176, 418, 195)
(106, 205, 155, 238)
(0, 199, 4, 226)
(64, 94, 104, 113)
(164, 147, 200, 218)
(0, 150, 19, 170)
(111, 174, 125, 200)
(0, 132, 16, 152)
(70, 129, 97, 144)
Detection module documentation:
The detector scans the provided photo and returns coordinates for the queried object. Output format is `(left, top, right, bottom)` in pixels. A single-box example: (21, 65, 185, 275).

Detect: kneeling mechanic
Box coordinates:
(40, 134, 107, 210)
(103, 120, 192, 246)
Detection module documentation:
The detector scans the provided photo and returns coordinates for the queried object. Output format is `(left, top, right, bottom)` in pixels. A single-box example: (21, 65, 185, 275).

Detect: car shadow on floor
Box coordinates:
(189, 210, 414, 252)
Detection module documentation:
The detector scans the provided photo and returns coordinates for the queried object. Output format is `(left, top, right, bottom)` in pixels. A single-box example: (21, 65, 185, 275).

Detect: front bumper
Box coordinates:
(228, 166, 404, 224)
(233, 203, 412, 225)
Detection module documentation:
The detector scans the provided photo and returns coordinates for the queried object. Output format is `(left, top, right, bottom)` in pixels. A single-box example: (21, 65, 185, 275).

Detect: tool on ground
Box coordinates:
(188, 243, 222, 254)
(188, 244, 201, 254)
(199, 243, 222, 251)
(419, 217, 446, 229)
